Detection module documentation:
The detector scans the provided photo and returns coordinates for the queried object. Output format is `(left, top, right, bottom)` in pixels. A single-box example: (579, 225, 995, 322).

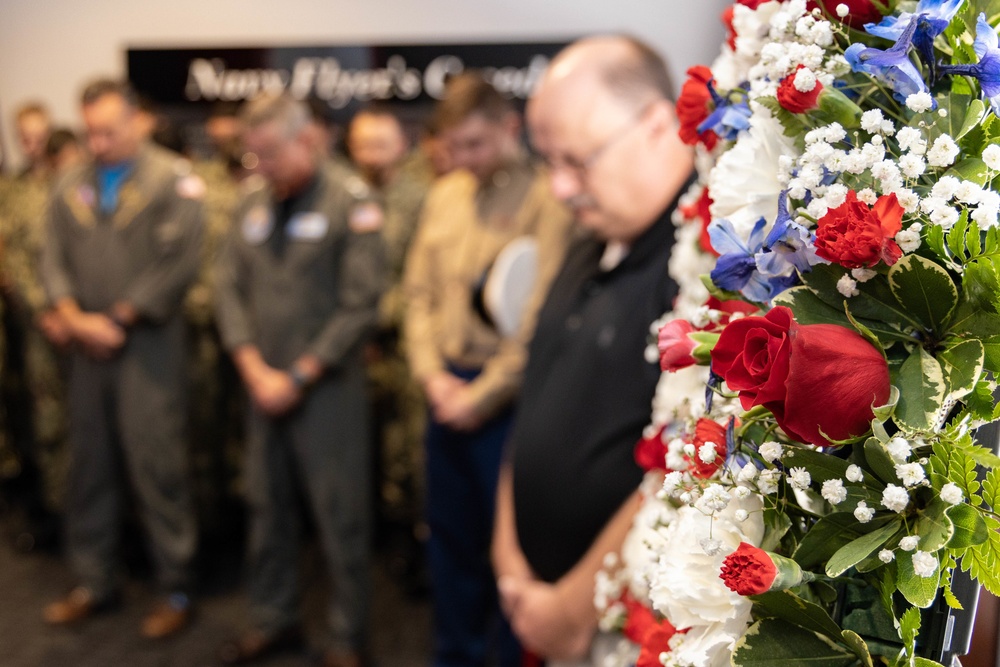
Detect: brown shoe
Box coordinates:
(140, 596, 191, 639)
(217, 626, 302, 665)
(43, 587, 98, 625)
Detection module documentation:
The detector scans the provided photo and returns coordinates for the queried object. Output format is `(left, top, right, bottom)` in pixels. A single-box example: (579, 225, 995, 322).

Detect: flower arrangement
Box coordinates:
(596, 1, 1000, 665)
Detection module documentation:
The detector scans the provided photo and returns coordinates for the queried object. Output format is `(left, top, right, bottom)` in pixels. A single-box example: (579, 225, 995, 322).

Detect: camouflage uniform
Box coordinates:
(365, 163, 432, 531)
(0, 171, 68, 519)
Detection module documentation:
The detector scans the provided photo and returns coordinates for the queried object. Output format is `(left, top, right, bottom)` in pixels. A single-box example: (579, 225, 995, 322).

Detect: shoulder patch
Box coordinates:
(349, 201, 384, 234)
(176, 174, 206, 200)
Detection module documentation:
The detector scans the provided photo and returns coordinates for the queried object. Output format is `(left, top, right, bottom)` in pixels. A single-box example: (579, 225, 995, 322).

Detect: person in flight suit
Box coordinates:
(39, 79, 203, 640)
(403, 72, 571, 667)
(214, 93, 386, 667)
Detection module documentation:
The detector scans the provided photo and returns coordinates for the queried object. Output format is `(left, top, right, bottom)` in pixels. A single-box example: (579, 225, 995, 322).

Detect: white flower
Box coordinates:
(851, 267, 877, 283)
(956, 180, 984, 204)
(854, 501, 875, 523)
(896, 126, 927, 155)
(895, 228, 922, 253)
(734, 486, 752, 500)
(861, 109, 891, 134)
(931, 176, 961, 199)
(896, 462, 927, 487)
(857, 188, 878, 205)
(758, 469, 782, 495)
(836, 3, 849, 17)
(837, 274, 860, 297)
(759, 441, 784, 463)
(899, 535, 920, 551)
(878, 549, 895, 563)
(683, 443, 696, 457)
(972, 204, 1000, 228)
(898, 153, 926, 179)
(699, 441, 719, 465)
(788, 467, 811, 491)
(940, 482, 964, 505)
(927, 134, 959, 167)
(930, 205, 960, 229)
(734, 509, 750, 522)
(983, 143, 1000, 171)
(821, 478, 848, 505)
(667, 438, 689, 471)
(895, 189, 921, 212)
(824, 183, 848, 208)
(882, 484, 910, 513)
(700, 538, 724, 556)
(886, 437, 912, 463)
(846, 464, 864, 482)
(912, 551, 937, 577)
(737, 462, 759, 484)
(698, 484, 733, 513)
(663, 471, 684, 493)
(906, 92, 934, 113)
(823, 122, 847, 143)
(793, 66, 818, 92)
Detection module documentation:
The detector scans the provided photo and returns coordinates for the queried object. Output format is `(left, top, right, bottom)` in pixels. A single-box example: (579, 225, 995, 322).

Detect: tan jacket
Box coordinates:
(403, 155, 571, 420)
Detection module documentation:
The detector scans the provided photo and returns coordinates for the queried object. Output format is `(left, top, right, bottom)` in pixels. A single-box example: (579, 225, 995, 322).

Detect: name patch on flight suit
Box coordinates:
(242, 205, 273, 245)
(286, 212, 329, 241)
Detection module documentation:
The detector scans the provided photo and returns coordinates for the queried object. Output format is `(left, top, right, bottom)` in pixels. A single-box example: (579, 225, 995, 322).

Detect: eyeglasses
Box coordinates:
(540, 105, 651, 183)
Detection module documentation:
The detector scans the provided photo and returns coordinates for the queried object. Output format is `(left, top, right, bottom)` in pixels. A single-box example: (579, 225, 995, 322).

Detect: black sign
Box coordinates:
(127, 41, 568, 121)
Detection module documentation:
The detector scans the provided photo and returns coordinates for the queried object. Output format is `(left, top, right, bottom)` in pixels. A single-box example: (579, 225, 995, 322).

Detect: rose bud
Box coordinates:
(720, 542, 814, 596)
(710, 306, 889, 448)
(658, 319, 699, 371)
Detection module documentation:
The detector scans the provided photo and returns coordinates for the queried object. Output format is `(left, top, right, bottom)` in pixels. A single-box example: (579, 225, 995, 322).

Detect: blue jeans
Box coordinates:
(425, 368, 521, 667)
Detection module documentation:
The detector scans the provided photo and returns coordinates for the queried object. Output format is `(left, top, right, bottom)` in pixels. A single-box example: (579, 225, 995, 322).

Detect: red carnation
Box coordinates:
(677, 66, 718, 150)
(776, 65, 823, 114)
(720, 542, 777, 595)
(710, 306, 889, 448)
(679, 186, 717, 255)
(622, 595, 679, 667)
(685, 418, 729, 479)
(814, 191, 904, 268)
(635, 425, 668, 472)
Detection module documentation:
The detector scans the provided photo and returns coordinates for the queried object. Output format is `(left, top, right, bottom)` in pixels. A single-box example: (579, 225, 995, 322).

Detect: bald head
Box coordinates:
(527, 35, 692, 243)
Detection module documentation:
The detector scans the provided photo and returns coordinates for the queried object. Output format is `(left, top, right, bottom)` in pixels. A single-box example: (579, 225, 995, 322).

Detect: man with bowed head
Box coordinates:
(214, 93, 386, 667)
(492, 35, 695, 665)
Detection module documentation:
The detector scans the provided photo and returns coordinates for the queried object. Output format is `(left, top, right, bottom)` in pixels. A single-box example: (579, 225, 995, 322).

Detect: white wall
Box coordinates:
(0, 0, 728, 167)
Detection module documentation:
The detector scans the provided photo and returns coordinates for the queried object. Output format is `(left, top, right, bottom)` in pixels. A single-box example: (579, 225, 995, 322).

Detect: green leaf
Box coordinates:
(761, 508, 793, 552)
(840, 630, 874, 667)
(914, 500, 955, 552)
(965, 258, 1000, 314)
(751, 590, 845, 642)
(961, 515, 1000, 596)
(900, 606, 921, 657)
(827, 521, 903, 577)
(731, 619, 858, 667)
(887, 255, 958, 337)
(946, 503, 990, 548)
(894, 348, 946, 432)
(803, 264, 919, 335)
(794, 512, 892, 569)
(957, 98, 987, 140)
(949, 304, 1000, 371)
(897, 550, 940, 608)
(937, 339, 985, 401)
(947, 157, 992, 185)
(946, 210, 970, 263)
(966, 218, 983, 259)
(925, 223, 949, 264)
(773, 285, 909, 347)
(864, 436, 901, 485)
(966, 378, 999, 422)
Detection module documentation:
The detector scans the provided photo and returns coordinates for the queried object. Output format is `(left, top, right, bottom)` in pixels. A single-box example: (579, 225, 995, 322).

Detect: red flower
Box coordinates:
(679, 186, 717, 255)
(622, 595, 679, 667)
(710, 306, 889, 447)
(658, 319, 698, 372)
(720, 542, 777, 595)
(808, 0, 885, 29)
(635, 425, 668, 472)
(776, 65, 823, 114)
(677, 66, 718, 150)
(706, 296, 757, 325)
(814, 191, 904, 268)
(685, 418, 729, 479)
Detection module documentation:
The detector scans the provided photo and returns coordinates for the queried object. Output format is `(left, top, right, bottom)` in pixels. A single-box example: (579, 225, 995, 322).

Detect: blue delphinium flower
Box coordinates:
(696, 81, 752, 142)
(845, 16, 930, 102)
(709, 217, 799, 303)
(939, 14, 1000, 114)
(755, 193, 826, 278)
(864, 0, 963, 80)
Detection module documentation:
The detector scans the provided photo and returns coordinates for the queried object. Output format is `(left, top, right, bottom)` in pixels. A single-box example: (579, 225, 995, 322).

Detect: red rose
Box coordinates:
(711, 306, 889, 447)
(808, 0, 885, 29)
(685, 417, 729, 479)
(720, 542, 777, 595)
(658, 319, 698, 372)
(706, 296, 758, 324)
(635, 425, 668, 472)
(623, 595, 679, 667)
(677, 66, 718, 150)
(776, 65, 823, 114)
(679, 186, 717, 255)
(815, 191, 903, 268)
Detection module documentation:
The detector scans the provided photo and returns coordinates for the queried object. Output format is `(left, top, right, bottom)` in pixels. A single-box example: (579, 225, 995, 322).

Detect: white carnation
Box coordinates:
(882, 484, 910, 513)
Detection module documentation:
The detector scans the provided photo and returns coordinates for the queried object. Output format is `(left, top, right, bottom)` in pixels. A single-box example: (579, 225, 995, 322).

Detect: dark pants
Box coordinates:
(425, 368, 520, 667)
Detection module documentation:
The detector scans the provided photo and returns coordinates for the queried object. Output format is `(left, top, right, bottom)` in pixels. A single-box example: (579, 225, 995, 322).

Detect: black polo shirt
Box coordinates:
(510, 195, 682, 583)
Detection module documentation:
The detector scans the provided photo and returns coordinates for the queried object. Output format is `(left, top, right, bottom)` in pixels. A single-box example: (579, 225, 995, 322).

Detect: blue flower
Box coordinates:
(696, 80, 752, 142)
(845, 16, 930, 102)
(755, 193, 826, 278)
(865, 0, 962, 78)
(938, 14, 1000, 114)
(709, 216, 800, 303)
